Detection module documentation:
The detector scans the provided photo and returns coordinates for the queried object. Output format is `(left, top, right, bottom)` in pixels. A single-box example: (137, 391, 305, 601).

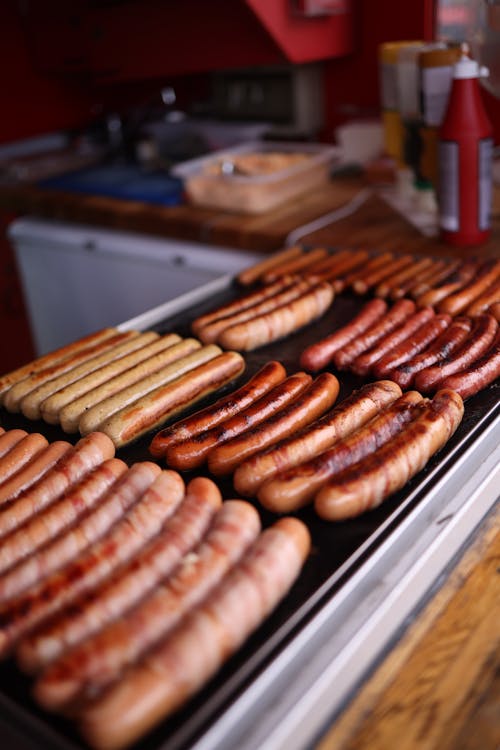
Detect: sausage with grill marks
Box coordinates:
(414, 260, 480, 309)
(237, 246, 303, 286)
(0, 433, 48, 486)
(372, 314, 451, 379)
(352, 255, 413, 295)
(262, 247, 328, 283)
(315, 390, 464, 521)
(407, 260, 460, 299)
(375, 257, 434, 299)
(465, 278, 500, 316)
(0, 441, 71, 507)
(437, 259, 500, 316)
(257, 391, 424, 513)
(439, 328, 500, 399)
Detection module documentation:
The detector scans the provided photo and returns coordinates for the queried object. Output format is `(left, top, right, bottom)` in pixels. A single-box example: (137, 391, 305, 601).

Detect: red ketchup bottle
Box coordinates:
(438, 50, 493, 246)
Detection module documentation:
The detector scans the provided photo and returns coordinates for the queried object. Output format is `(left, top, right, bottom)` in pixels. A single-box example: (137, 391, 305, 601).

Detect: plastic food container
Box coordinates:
(171, 141, 340, 214)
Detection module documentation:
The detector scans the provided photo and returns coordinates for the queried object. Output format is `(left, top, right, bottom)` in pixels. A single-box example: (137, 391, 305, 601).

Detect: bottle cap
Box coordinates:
(453, 43, 489, 79)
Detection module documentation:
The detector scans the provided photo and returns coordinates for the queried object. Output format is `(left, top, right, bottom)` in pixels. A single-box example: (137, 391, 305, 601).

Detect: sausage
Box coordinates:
(414, 314, 498, 393)
(237, 245, 303, 286)
(0, 433, 48, 485)
(262, 247, 328, 283)
(4, 332, 139, 414)
(79, 517, 310, 750)
(315, 389, 464, 521)
(333, 299, 416, 370)
(372, 314, 451, 379)
(439, 328, 500, 399)
(0, 429, 29, 459)
(390, 316, 473, 389)
(341, 252, 394, 292)
(20, 475, 219, 676)
(375, 257, 434, 299)
(191, 277, 294, 336)
(197, 279, 313, 344)
(149, 361, 286, 459)
(0, 328, 117, 403)
(299, 298, 388, 372)
(0, 432, 115, 540)
(436, 259, 500, 316)
(465, 278, 500, 316)
(233, 380, 403, 498)
(0, 461, 148, 603)
(60, 337, 197, 434)
(0, 462, 164, 656)
(257, 391, 424, 513)
(489, 302, 500, 322)
(352, 254, 414, 295)
(302, 248, 353, 281)
(32, 499, 260, 709)
(0, 459, 127, 577)
(165, 372, 311, 471)
(99, 352, 246, 449)
(207, 373, 340, 476)
(78, 343, 219, 437)
(408, 259, 460, 299)
(350, 307, 436, 377)
(38, 332, 161, 424)
(414, 260, 480, 309)
(0, 441, 71, 507)
(325, 249, 371, 291)
(218, 281, 334, 351)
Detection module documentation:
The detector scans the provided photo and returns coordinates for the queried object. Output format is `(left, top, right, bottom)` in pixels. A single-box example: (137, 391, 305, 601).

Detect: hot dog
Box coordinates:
(324, 249, 371, 291)
(302, 248, 353, 281)
(233, 380, 403, 498)
(350, 307, 436, 377)
(207, 373, 340, 476)
(0, 429, 29, 459)
(341, 252, 394, 292)
(414, 314, 498, 393)
(439, 328, 500, 399)
(197, 278, 313, 344)
(79, 517, 310, 750)
(20, 474, 218, 675)
(333, 299, 416, 370)
(489, 302, 500, 322)
(257, 391, 424, 513)
(237, 245, 303, 286)
(149, 361, 286, 459)
(352, 255, 413, 295)
(263, 247, 328, 283)
(372, 313, 451, 379)
(218, 281, 334, 351)
(465, 278, 500, 316)
(0, 461, 145, 603)
(165, 372, 311, 470)
(0, 462, 163, 657)
(0, 328, 117, 403)
(60, 337, 197, 434)
(414, 260, 479, 309)
(299, 298, 388, 372)
(390, 316, 472, 389)
(407, 259, 460, 299)
(0, 433, 48, 487)
(78, 343, 219, 437)
(436, 259, 500, 316)
(0, 432, 115, 540)
(31, 499, 260, 707)
(4, 332, 139, 414)
(315, 389, 464, 520)
(375, 257, 434, 299)
(98, 351, 246, 449)
(0, 441, 71, 507)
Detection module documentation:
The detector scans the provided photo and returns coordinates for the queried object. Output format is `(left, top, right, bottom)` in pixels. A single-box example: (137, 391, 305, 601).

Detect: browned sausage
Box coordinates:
(20, 475, 219, 676)
(0, 441, 71, 506)
(352, 255, 414, 295)
(218, 281, 334, 351)
(0, 328, 117, 403)
(79, 517, 311, 750)
(390, 316, 473, 389)
(465, 278, 500, 316)
(165, 372, 312, 470)
(414, 314, 498, 393)
(208, 373, 339, 476)
(333, 299, 416, 370)
(315, 389, 464, 520)
(98, 352, 246, 449)
(237, 245, 303, 286)
(302, 248, 353, 281)
(233, 380, 403, 498)
(414, 260, 480, 309)
(372, 314, 451, 379)
(489, 302, 500, 322)
(263, 247, 328, 283)
(0, 459, 128, 577)
(325, 248, 371, 291)
(299, 298, 388, 372)
(375, 257, 434, 299)
(408, 259, 460, 299)
(0, 432, 115, 540)
(436, 259, 500, 316)
(438, 328, 500, 399)
(0, 433, 48, 486)
(31, 499, 261, 707)
(0, 462, 164, 656)
(351, 307, 436, 376)
(0, 430, 28, 459)
(149, 360, 286, 458)
(257, 391, 424, 513)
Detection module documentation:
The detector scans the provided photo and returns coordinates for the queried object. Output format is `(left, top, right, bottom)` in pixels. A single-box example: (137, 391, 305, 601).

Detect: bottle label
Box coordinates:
(478, 137, 493, 231)
(438, 140, 459, 231)
(421, 66, 454, 127)
(380, 62, 398, 111)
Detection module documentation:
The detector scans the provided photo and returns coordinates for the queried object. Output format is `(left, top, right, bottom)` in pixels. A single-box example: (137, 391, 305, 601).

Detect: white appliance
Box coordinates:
(9, 218, 260, 354)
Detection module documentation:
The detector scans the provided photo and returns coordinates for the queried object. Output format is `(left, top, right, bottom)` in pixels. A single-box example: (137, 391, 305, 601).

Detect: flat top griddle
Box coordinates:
(0, 271, 499, 750)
